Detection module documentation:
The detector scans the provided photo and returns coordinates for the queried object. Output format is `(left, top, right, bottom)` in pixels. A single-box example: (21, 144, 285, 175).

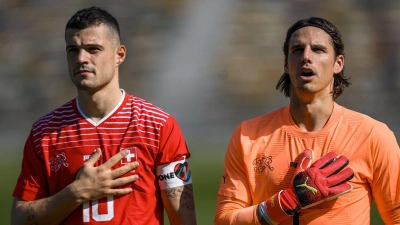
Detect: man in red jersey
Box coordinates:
(11, 6, 196, 225)
(214, 17, 400, 225)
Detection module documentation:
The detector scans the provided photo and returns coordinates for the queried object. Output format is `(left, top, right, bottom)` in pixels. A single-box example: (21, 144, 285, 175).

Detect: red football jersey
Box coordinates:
(13, 91, 190, 224)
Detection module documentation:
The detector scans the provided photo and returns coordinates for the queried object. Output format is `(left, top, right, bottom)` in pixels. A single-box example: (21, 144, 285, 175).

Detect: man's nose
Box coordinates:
(301, 46, 312, 64)
(77, 49, 89, 64)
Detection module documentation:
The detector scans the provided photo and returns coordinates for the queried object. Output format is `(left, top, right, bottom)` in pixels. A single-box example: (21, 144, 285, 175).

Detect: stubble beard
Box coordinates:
(69, 70, 98, 91)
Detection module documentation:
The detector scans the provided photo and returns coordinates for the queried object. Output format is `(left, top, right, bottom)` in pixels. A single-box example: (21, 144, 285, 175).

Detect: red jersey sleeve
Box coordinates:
(157, 115, 190, 165)
(13, 130, 50, 201)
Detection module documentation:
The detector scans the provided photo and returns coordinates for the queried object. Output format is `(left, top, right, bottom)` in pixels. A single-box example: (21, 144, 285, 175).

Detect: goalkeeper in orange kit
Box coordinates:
(214, 17, 400, 225)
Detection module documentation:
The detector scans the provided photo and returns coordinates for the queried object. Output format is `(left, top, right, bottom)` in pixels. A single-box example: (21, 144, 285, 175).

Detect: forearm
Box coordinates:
(215, 195, 261, 225)
(161, 184, 197, 225)
(11, 185, 82, 225)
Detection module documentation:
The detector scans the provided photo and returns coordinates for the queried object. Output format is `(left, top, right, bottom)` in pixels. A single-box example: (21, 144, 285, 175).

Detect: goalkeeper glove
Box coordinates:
(257, 149, 354, 225)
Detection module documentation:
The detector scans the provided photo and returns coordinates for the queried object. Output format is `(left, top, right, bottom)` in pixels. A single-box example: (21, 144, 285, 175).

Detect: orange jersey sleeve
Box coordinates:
(367, 120, 400, 223)
(218, 123, 253, 203)
(216, 103, 400, 225)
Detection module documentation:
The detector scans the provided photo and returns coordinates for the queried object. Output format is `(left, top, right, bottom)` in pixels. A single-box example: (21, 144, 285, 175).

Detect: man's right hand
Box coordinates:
(70, 148, 140, 202)
(11, 149, 139, 225)
(257, 149, 354, 225)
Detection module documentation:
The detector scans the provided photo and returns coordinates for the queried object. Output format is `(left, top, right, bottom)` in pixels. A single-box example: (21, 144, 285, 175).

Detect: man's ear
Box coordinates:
(116, 45, 126, 65)
(333, 54, 344, 74)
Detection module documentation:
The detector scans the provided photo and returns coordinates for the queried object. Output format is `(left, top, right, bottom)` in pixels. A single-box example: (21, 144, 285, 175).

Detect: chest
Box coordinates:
(245, 131, 370, 202)
(38, 121, 160, 193)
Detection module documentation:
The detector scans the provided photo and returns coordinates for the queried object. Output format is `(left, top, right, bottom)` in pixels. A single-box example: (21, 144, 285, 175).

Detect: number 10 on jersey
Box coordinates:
(83, 195, 114, 222)
(82, 147, 138, 222)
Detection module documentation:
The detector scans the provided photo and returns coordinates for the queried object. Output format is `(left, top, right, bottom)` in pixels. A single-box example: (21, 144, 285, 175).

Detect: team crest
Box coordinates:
(49, 152, 69, 172)
(252, 156, 274, 173)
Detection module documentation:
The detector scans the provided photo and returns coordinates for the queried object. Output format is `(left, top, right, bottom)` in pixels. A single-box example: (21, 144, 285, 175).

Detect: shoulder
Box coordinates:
(125, 94, 174, 125)
(341, 106, 391, 132)
(339, 106, 396, 145)
(238, 107, 285, 134)
(32, 100, 76, 130)
(230, 107, 286, 139)
(243, 107, 283, 125)
(29, 100, 78, 140)
(126, 94, 169, 115)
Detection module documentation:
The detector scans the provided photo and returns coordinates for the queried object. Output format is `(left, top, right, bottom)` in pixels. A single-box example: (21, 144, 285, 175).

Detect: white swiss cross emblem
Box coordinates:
(120, 147, 138, 164)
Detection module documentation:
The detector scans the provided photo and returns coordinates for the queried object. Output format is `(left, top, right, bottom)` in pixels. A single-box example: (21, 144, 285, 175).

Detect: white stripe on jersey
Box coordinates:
(131, 107, 169, 120)
(39, 141, 160, 152)
(31, 93, 169, 155)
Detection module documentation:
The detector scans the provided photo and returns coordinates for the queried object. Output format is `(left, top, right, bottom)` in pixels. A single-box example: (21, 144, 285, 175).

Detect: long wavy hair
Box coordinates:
(276, 17, 350, 99)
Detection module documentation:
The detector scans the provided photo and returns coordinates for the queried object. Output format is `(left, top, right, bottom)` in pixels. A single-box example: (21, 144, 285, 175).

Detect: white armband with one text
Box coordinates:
(156, 157, 192, 190)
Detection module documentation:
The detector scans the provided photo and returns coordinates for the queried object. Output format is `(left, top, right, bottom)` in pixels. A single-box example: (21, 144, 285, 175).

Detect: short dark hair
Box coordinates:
(65, 6, 121, 44)
(276, 17, 350, 99)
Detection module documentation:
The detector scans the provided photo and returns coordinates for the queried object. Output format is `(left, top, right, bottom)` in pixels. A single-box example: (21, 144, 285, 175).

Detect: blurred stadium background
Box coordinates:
(1, 0, 399, 224)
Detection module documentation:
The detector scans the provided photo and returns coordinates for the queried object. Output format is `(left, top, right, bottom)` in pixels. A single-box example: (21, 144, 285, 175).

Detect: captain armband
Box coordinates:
(156, 157, 192, 190)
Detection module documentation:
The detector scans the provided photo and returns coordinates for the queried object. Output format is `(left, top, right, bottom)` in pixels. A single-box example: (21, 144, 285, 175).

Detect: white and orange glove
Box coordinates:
(256, 149, 354, 225)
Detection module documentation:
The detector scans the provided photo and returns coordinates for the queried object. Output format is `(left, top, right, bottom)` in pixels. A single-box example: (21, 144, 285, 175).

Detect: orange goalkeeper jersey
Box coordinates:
(216, 103, 400, 225)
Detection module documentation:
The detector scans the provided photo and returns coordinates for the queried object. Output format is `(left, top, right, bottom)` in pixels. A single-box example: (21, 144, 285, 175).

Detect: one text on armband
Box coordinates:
(158, 172, 175, 180)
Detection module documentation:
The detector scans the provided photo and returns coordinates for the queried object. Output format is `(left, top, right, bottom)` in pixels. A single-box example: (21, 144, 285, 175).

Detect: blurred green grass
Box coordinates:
(1, 145, 384, 224)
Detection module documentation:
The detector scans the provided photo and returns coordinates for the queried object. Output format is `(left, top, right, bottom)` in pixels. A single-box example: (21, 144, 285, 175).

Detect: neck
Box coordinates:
(77, 85, 123, 123)
(289, 94, 334, 132)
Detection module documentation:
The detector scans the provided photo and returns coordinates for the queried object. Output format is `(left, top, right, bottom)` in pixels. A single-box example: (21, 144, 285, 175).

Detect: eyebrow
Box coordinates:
(290, 43, 328, 50)
(66, 44, 103, 50)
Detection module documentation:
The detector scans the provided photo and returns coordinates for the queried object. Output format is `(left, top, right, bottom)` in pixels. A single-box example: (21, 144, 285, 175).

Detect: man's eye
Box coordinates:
(293, 48, 303, 53)
(88, 48, 101, 53)
(67, 48, 78, 53)
(314, 48, 324, 53)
